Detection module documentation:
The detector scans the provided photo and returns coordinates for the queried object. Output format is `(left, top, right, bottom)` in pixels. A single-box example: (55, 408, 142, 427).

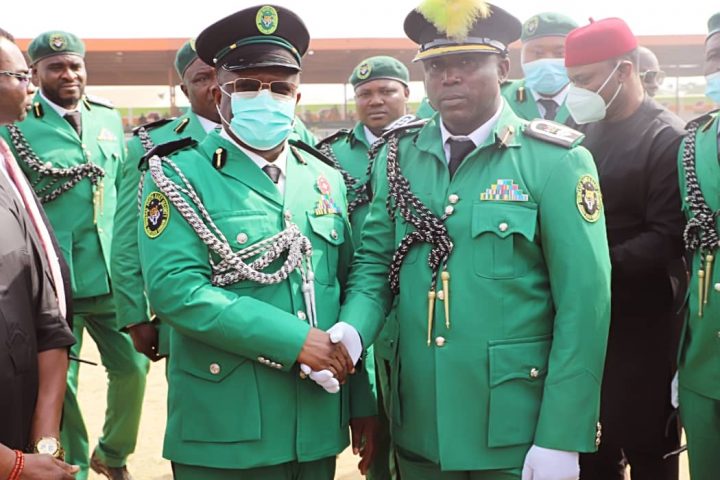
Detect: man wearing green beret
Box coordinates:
(136, 5, 376, 479)
(676, 12, 720, 480)
(317, 54, 411, 480)
(0, 30, 148, 480)
(112, 39, 220, 362)
(337, 0, 611, 478)
(502, 12, 578, 123)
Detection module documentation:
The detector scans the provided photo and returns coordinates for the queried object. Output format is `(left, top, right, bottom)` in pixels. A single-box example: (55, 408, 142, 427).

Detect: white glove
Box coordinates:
(522, 445, 579, 480)
(300, 364, 340, 393)
(327, 321, 362, 365)
(671, 371, 679, 409)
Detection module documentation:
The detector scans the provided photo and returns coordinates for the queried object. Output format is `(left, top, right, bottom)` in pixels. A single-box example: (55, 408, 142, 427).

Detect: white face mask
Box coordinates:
(566, 62, 624, 125)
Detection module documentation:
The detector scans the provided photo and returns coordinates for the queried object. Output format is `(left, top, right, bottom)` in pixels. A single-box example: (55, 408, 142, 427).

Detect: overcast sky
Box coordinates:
(4, 1, 717, 39)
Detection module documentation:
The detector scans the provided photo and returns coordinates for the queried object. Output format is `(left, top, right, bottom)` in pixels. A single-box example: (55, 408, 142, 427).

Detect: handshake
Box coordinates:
(296, 322, 362, 393)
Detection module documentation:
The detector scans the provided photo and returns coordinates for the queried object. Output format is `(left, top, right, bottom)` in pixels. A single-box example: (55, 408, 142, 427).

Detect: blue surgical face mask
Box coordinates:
(218, 89, 296, 151)
(522, 58, 570, 96)
(705, 71, 720, 104)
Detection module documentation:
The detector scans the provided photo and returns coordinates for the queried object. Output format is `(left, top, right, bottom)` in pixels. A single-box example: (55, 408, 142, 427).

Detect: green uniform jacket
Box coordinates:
(501, 79, 570, 123)
(678, 112, 720, 400)
(112, 112, 207, 355)
(138, 130, 371, 468)
(339, 105, 611, 470)
(0, 93, 125, 301)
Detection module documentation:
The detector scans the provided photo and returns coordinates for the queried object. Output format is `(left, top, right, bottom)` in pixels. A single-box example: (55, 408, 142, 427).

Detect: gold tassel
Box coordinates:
(427, 291, 436, 346)
(442, 271, 450, 329)
(704, 254, 714, 305)
(93, 180, 104, 225)
(698, 269, 705, 317)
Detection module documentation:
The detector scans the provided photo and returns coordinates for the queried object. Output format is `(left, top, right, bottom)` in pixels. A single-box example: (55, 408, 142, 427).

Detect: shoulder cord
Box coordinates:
(147, 154, 318, 326)
(135, 127, 155, 212)
(384, 132, 453, 295)
(6, 124, 105, 203)
(318, 141, 371, 215)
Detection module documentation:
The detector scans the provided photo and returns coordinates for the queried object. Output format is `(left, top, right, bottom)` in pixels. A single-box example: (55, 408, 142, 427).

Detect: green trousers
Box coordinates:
(60, 294, 149, 480)
(368, 351, 398, 480)
(679, 386, 720, 480)
(396, 448, 521, 480)
(172, 457, 336, 480)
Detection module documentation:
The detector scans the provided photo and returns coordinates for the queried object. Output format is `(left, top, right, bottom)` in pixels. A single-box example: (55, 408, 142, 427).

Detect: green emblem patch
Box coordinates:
(143, 192, 170, 238)
(49, 34, 66, 51)
(256, 6, 279, 35)
(576, 175, 602, 223)
(357, 62, 372, 80)
(524, 16, 539, 36)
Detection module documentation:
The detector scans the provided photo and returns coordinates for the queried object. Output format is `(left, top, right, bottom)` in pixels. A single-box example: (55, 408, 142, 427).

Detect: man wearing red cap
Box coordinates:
(564, 17, 685, 480)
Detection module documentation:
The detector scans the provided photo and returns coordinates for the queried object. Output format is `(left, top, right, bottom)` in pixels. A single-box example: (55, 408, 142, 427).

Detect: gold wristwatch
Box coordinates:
(33, 436, 65, 460)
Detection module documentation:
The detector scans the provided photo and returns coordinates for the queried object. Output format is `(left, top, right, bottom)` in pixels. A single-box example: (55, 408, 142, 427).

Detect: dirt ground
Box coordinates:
(76, 339, 690, 480)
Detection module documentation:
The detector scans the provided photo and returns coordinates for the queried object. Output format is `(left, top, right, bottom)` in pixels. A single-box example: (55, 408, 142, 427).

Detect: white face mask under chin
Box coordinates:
(566, 63, 624, 125)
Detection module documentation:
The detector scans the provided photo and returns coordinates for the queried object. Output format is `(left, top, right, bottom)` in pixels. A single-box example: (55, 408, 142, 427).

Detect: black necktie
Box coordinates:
(538, 99, 558, 121)
(262, 164, 281, 184)
(447, 138, 475, 178)
(64, 111, 82, 137)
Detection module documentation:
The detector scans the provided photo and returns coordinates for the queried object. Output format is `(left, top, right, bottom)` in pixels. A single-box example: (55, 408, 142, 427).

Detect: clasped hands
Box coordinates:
(296, 322, 362, 393)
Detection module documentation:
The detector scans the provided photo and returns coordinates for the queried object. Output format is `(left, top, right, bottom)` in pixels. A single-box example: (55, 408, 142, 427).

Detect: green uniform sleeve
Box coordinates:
(349, 348, 379, 418)
(138, 168, 311, 371)
(533, 147, 612, 452)
(112, 136, 151, 329)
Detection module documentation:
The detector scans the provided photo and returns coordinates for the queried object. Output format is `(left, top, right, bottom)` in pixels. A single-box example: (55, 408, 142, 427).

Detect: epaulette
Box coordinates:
(523, 119, 584, 149)
(83, 94, 115, 109)
(381, 116, 428, 140)
(685, 109, 720, 133)
(132, 117, 176, 136)
(289, 139, 336, 169)
(316, 128, 350, 148)
(138, 137, 197, 171)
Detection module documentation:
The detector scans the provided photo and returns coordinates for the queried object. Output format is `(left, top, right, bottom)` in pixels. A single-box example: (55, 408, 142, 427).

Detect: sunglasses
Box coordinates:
(220, 78, 298, 98)
(640, 70, 666, 86)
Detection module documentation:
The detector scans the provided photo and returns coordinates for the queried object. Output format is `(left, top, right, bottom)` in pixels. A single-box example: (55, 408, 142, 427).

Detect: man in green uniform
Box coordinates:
(318, 55, 411, 480)
(0, 31, 148, 480)
(112, 40, 220, 361)
(677, 12, 720, 480)
(137, 5, 376, 479)
(338, 1, 612, 478)
(501, 12, 577, 122)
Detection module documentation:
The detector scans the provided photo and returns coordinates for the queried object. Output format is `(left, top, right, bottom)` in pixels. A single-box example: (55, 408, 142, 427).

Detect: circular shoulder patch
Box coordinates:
(357, 62, 372, 80)
(256, 6, 279, 35)
(143, 192, 171, 238)
(576, 175, 602, 223)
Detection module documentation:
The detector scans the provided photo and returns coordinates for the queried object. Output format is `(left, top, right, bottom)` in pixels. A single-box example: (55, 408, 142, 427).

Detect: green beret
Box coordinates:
(708, 12, 720, 40)
(349, 56, 409, 89)
(521, 12, 578, 42)
(28, 31, 85, 64)
(175, 39, 199, 78)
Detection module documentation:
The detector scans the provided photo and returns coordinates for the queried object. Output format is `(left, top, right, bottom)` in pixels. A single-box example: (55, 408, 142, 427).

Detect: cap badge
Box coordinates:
(357, 62, 372, 80)
(525, 16, 539, 36)
(49, 34, 67, 51)
(256, 5, 279, 35)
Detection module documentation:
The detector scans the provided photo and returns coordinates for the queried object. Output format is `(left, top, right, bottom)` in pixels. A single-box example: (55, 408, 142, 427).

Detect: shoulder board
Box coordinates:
(138, 137, 197, 171)
(316, 128, 350, 148)
(289, 139, 336, 169)
(84, 94, 115, 109)
(685, 109, 720, 133)
(132, 117, 176, 136)
(381, 116, 428, 140)
(524, 119, 584, 149)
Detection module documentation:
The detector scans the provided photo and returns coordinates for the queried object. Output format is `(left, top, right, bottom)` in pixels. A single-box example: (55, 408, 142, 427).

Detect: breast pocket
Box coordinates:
(306, 213, 346, 286)
(212, 210, 276, 256)
(471, 202, 539, 279)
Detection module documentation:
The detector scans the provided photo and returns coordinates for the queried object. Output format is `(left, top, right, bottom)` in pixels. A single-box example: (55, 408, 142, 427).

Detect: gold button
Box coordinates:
(45, 161, 53, 168)
(236, 232, 248, 244)
(437, 290, 445, 301)
(435, 336, 446, 347)
(98, 228, 104, 234)
(715, 283, 720, 293)
(499, 222, 509, 232)
(209, 363, 221, 375)
(284, 210, 292, 221)
(330, 229, 339, 240)
(258, 356, 266, 363)
(448, 194, 459, 204)
(297, 310, 307, 320)
(529, 368, 539, 378)
(717, 331, 720, 339)
(445, 205, 455, 216)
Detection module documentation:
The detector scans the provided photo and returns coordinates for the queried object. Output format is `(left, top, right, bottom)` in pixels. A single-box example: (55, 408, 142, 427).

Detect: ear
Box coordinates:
(213, 85, 222, 106)
(180, 83, 188, 98)
(496, 56, 510, 83)
(31, 66, 39, 87)
(617, 61, 634, 83)
(403, 86, 410, 99)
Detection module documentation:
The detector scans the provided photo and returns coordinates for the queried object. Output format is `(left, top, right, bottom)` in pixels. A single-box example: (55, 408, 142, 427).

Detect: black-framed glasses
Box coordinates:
(0, 70, 32, 84)
(220, 78, 298, 98)
(640, 70, 666, 85)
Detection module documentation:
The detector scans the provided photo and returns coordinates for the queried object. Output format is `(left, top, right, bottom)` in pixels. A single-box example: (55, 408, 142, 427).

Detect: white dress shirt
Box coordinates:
(529, 84, 569, 119)
(220, 128, 289, 195)
(439, 101, 504, 163)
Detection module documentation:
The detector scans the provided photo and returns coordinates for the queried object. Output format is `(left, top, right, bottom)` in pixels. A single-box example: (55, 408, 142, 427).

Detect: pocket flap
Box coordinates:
(472, 202, 537, 241)
(307, 213, 345, 245)
(489, 335, 551, 387)
(174, 337, 246, 383)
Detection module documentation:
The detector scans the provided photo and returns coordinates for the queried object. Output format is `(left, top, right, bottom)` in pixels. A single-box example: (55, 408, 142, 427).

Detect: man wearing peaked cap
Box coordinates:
(676, 12, 720, 480)
(563, 17, 685, 480)
(502, 12, 578, 123)
(336, 0, 611, 479)
(112, 39, 220, 365)
(136, 5, 377, 479)
(0, 30, 149, 480)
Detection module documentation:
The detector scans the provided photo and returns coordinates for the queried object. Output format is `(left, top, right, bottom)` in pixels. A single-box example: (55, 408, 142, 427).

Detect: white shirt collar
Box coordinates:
(363, 125, 380, 145)
(440, 101, 504, 164)
(529, 84, 569, 118)
(219, 127, 288, 195)
(195, 113, 220, 134)
(39, 89, 81, 117)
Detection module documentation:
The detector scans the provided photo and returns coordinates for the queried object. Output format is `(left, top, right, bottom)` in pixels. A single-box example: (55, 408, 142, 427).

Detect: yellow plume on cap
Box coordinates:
(417, 0, 491, 41)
